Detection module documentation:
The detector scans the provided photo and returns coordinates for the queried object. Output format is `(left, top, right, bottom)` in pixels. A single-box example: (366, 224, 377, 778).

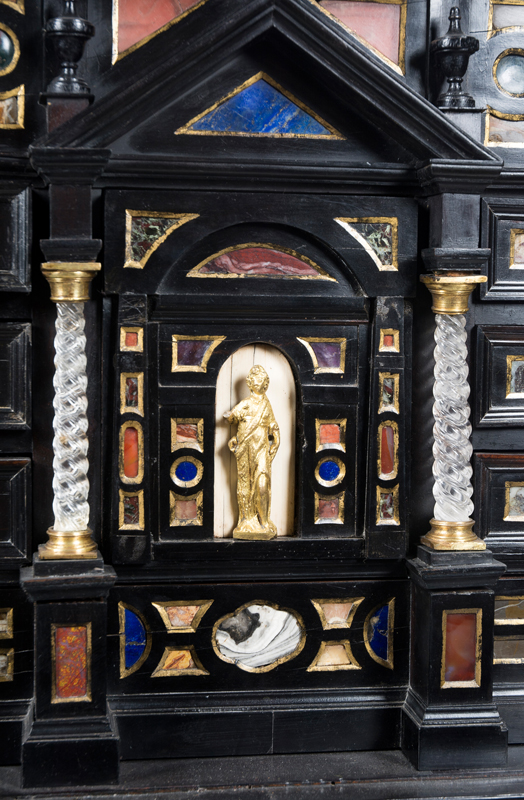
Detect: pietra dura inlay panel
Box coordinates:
(176, 74, 343, 138)
(441, 610, 482, 688)
(187, 245, 334, 280)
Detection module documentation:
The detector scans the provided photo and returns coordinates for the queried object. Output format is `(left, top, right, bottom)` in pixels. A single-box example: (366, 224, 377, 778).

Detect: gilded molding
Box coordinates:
(39, 526, 98, 560)
(493, 48, 524, 96)
(421, 274, 487, 315)
(41, 262, 101, 302)
(421, 519, 486, 550)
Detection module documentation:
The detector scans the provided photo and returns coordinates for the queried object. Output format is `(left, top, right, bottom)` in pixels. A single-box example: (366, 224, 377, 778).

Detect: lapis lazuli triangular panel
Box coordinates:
(188, 79, 334, 136)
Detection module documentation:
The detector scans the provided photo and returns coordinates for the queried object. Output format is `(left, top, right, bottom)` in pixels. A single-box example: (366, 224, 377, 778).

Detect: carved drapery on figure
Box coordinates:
(224, 365, 280, 540)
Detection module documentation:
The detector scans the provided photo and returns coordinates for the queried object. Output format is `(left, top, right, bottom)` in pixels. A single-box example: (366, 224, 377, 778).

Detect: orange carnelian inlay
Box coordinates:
(380, 425, 395, 476)
(445, 613, 477, 682)
(125, 331, 138, 347)
(383, 334, 394, 347)
(319, 423, 340, 445)
(123, 427, 139, 478)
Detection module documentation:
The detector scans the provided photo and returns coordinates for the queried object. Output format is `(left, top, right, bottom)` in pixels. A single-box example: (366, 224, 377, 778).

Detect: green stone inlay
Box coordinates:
(351, 222, 393, 266)
(130, 216, 176, 262)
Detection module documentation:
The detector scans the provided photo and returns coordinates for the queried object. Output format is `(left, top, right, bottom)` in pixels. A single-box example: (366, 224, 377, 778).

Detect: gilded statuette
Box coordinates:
(224, 365, 280, 540)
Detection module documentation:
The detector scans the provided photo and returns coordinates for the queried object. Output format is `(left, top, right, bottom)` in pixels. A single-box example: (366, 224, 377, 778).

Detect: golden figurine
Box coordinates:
(224, 365, 280, 540)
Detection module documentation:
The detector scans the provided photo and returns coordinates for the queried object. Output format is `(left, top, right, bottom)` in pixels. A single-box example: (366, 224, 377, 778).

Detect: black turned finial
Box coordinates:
(45, 0, 94, 96)
(430, 7, 479, 109)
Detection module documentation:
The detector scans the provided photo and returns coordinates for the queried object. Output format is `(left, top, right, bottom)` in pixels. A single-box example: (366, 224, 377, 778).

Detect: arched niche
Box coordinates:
(214, 344, 296, 538)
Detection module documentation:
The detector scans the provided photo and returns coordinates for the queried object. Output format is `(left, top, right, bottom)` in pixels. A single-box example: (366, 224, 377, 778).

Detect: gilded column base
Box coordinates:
(421, 519, 486, 551)
(38, 527, 99, 560)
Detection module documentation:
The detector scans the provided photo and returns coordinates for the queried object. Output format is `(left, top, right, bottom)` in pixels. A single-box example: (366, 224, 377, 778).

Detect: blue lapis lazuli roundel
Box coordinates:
(318, 460, 340, 482)
(175, 460, 198, 483)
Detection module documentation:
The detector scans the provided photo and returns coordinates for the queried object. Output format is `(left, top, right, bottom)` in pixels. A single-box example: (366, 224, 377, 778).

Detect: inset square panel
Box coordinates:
(171, 418, 204, 452)
(475, 326, 524, 425)
(315, 419, 346, 452)
(474, 453, 524, 549)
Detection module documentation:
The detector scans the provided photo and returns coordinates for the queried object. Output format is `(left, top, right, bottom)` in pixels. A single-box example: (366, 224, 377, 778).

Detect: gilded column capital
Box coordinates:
(41, 261, 101, 302)
(421, 273, 487, 315)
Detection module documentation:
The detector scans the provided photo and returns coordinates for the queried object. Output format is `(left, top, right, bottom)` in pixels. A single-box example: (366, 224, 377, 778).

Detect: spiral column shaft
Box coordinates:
(420, 274, 486, 551)
(39, 261, 101, 560)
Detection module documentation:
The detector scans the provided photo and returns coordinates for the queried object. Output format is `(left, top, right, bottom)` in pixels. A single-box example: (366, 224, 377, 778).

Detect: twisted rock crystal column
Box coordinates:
(421, 274, 487, 550)
(52, 302, 91, 532)
(39, 262, 101, 559)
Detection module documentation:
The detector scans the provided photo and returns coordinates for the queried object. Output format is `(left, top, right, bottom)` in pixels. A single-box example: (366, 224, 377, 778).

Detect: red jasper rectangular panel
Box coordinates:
(125, 331, 138, 347)
(55, 626, 88, 700)
(319, 423, 341, 445)
(445, 613, 477, 682)
(380, 425, 395, 476)
(124, 426, 139, 478)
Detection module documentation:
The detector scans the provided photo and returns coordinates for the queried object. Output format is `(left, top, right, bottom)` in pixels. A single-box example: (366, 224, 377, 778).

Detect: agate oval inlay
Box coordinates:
(213, 602, 305, 672)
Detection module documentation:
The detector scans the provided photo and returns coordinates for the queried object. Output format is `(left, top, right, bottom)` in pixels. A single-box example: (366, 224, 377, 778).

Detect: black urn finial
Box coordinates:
(45, 0, 94, 96)
(430, 7, 479, 109)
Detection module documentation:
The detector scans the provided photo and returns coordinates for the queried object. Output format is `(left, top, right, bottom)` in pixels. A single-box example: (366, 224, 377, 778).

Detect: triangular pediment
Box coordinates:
(40, 0, 501, 173)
